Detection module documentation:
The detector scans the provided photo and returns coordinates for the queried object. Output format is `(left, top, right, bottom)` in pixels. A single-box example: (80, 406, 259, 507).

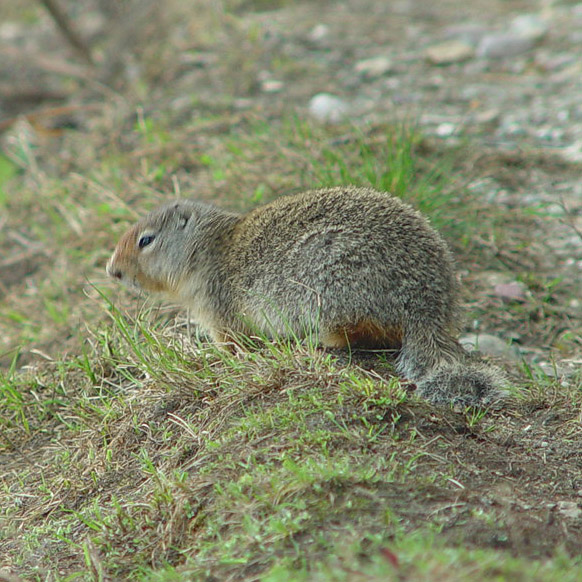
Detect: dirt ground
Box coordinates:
(2, 0, 582, 579)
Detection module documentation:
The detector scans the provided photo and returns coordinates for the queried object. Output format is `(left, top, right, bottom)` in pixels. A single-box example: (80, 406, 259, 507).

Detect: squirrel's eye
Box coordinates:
(138, 235, 155, 249)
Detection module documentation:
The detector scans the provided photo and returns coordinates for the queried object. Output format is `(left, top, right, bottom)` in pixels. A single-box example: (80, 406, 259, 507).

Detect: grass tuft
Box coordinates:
(0, 4, 579, 575)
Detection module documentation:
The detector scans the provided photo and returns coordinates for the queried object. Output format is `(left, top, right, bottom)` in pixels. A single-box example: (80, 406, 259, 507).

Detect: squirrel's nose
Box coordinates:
(106, 260, 123, 280)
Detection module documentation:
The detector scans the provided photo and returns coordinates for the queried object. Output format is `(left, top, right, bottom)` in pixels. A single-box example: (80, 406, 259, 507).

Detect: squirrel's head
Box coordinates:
(106, 199, 233, 298)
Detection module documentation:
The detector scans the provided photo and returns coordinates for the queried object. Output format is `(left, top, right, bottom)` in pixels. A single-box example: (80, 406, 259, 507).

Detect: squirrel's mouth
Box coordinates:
(106, 261, 144, 293)
(116, 275, 144, 293)
(125, 278, 143, 291)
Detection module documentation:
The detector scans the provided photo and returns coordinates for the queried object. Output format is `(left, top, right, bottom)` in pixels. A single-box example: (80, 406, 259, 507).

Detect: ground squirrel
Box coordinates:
(107, 186, 507, 405)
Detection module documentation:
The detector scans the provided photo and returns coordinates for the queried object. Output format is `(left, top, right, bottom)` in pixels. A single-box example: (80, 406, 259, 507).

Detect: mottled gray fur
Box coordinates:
(107, 186, 507, 406)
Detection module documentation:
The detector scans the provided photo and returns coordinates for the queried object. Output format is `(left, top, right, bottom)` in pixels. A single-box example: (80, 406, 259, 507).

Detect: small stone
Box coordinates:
(475, 271, 514, 287)
(557, 501, 582, 520)
(477, 14, 547, 59)
(561, 141, 582, 163)
(477, 33, 537, 59)
(510, 14, 548, 41)
(308, 93, 349, 123)
(500, 119, 528, 137)
(308, 24, 330, 43)
(494, 282, 528, 302)
(426, 40, 474, 65)
(460, 333, 520, 361)
(0, 22, 24, 41)
(435, 122, 456, 137)
(537, 362, 560, 378)
(261, 79, 284, 93)
(354, 56, 393, 78)
(473, 108, 500, 124)
(537, 360, 581, 380)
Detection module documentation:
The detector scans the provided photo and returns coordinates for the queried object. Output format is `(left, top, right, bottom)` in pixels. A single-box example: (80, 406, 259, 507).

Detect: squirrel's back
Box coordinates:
(225, 187, 459, 346)
(107, 186, 507, 406)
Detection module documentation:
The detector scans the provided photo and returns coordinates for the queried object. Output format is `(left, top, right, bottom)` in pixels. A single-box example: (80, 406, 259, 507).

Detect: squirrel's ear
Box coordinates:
(171, 204, 191, 229)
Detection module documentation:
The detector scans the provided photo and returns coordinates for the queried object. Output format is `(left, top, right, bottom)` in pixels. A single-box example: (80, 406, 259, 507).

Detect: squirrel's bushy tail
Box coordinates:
(396, 331, 508, 406)
(415, 362, 508, 406)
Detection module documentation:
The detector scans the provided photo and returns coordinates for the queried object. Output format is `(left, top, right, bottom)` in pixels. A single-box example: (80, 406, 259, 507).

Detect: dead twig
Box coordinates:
(37, 0, 94, 65)
(0, 45, 94, 79)
(557, 196, 582, 243)
(0, 103, 102, 134)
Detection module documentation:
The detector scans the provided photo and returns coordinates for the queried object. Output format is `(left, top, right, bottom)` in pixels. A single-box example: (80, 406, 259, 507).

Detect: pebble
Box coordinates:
(477, 34, 537, 59)
(460, 333, 521, 361)
(494, 281, 528, 303)
(308, 93, 349, 123)
(426, 40, 474, 65)
(473, 108, 500, 124)
(261, 79, 284, 93)
(510, 14, 549, 42)
(537, 360, 581, 380)
(0, 22, 24, 41)
(308, 24, 330, 44)
(476, 14, 548, 59)
(435, 122, 456, 137)
(561, 141, 582, 163)
(354, 56, 393, 78)
(473, 271, 514, 288)
(556, 501, 582, 520)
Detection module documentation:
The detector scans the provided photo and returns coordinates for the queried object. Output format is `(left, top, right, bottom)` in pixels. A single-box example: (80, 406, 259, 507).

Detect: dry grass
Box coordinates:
(3, 316, 582, 580)
(1, 1, 582, 581)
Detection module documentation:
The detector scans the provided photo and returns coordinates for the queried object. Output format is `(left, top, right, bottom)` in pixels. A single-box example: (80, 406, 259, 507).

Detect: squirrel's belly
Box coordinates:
(321, 321, 403, 349)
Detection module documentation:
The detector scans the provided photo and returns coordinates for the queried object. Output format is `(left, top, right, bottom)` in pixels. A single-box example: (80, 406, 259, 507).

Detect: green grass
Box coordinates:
(259, 539, 582, 582)
(1, 106, 578, 578)
(0, 153, 18, 205)
(287, 119, 451, 213)
(2, 301, 581, 580)
(0, 6, 580, 576)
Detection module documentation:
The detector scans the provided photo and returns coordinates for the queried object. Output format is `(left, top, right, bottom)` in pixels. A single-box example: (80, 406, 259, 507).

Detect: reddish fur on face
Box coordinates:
(109, 225, 138, 265)
(135, 271, 170, 293)
(322, 320, 403, 349)
(108, 225, 171, 293)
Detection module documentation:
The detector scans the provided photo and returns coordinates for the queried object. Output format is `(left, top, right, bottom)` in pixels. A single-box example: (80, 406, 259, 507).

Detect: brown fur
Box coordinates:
(323, 321, 403, 349)
(107, 186, 508, 406)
